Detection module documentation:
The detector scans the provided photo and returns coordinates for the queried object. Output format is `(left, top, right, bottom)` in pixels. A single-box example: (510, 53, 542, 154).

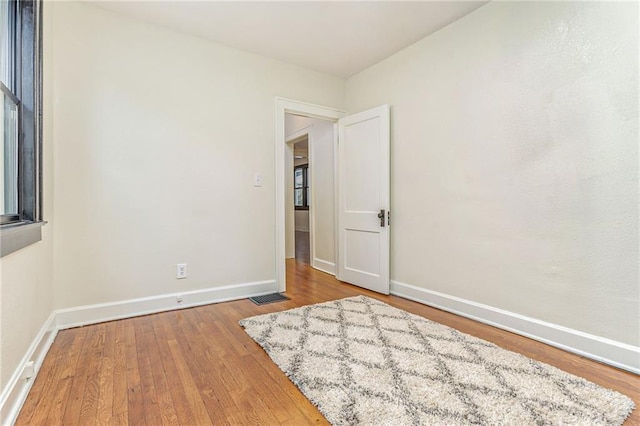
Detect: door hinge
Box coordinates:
(387, 211, 391, 226)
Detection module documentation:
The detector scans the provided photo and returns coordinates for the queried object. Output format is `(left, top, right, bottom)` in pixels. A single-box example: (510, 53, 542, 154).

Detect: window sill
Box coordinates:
(1, 221, 47, 258)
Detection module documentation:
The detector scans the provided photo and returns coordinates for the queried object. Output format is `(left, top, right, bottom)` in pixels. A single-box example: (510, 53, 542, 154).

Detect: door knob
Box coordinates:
(377, 209, 386, 227)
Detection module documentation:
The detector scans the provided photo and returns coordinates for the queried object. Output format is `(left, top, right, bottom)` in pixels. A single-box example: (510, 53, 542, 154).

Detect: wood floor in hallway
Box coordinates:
(16, 260, 640, 425)
(295, 230, 310, 265)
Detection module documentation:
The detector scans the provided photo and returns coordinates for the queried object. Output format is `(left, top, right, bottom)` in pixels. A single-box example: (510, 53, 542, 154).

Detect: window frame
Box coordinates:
(294, 164, 309, 211)
(1, 81, 21, 225)
(1, 0, 44, 257)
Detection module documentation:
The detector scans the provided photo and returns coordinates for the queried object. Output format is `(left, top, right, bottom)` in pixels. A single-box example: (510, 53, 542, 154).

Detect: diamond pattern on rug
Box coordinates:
(239, 296, 635, 425)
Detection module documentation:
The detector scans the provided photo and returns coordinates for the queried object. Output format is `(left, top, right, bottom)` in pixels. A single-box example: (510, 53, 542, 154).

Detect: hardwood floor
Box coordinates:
(295, 230, 310, 265)
(17, 260, 640, 425)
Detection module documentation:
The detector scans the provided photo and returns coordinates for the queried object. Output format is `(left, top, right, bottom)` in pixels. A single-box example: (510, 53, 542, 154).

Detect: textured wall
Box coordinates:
(51, 2, 345, 309)
(346, 1, 639, 345)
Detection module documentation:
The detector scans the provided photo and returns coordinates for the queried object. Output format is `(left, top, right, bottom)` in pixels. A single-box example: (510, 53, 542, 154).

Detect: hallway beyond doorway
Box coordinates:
(295, 231, 310, 265)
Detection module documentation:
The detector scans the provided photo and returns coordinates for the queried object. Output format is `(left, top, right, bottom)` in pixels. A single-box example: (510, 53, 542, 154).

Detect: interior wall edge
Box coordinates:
(312, 258, 336, 276)
(0, 312, 58, 426)
(0, 278, 279, 425)
(55, 279, 276, 330)
(391, 280, 640, 375)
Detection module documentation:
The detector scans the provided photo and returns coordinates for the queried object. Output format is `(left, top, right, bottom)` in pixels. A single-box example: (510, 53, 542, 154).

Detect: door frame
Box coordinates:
(286, 132, 311, 264)
(274, 97, 346, 292)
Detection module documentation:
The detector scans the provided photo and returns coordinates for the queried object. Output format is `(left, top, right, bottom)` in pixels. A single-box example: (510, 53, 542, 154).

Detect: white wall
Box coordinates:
(310, 120, 336, 268)
(51, 2, 345, 309)
(346, 2, 639, 346)
(285, 115, 336, 270)
(0, 0, 55, 402)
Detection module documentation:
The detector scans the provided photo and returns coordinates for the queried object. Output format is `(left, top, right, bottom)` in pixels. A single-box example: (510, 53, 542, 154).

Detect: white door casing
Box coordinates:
(275, 98, 346, 293)
(337, 105, 390, 294)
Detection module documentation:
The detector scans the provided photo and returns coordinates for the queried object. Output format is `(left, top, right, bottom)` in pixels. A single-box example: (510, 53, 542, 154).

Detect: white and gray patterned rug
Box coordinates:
(239, 296, 635, 425)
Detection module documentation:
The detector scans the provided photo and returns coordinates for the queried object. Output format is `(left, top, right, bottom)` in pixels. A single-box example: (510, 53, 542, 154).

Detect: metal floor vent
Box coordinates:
(249, 293, 290, 305)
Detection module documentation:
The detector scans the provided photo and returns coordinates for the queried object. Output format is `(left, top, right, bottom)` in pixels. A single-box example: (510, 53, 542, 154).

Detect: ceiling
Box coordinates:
(293, 138, 308, 159)
(90, 1, 488, 78)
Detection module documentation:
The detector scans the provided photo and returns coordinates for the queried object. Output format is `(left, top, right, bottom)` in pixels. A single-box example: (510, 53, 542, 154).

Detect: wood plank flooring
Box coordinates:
(295, 230, 310, 265)
(17, 259, 640, 425)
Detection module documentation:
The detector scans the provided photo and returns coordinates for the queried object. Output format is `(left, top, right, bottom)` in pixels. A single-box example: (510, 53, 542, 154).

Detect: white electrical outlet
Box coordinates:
(176, 263, 187, 279)
(253, 173, 263, 187)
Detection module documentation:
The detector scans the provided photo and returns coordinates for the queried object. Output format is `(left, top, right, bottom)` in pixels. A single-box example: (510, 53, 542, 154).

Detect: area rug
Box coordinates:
(239, 295, 635, 425)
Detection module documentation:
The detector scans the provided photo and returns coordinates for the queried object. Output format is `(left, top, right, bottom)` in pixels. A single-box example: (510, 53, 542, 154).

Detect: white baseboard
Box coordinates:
(56, 280, 276, 329)
(391, 280, 640, 375)
(0, 280, 276, 425)
(0, 312, 57, 426)
(312, 258, 335, 275)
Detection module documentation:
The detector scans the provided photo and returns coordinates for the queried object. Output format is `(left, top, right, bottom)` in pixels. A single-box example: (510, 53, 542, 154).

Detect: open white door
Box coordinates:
(337, 105, 390, 294)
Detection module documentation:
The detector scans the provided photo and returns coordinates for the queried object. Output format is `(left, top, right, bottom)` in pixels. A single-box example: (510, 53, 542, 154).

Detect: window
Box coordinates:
(1, 0, 44, 256)
(294, 164, 309, 210)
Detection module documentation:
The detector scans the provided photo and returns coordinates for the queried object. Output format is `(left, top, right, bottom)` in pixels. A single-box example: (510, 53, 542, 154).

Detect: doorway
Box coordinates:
(293, 136, 310, 264)
(275, 98, 346, 292)
(276, 99, 391, 295)
(284, 113, 336, 272)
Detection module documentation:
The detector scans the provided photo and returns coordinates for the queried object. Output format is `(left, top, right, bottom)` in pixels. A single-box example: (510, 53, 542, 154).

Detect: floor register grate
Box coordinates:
(248, 293, 290, 305)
